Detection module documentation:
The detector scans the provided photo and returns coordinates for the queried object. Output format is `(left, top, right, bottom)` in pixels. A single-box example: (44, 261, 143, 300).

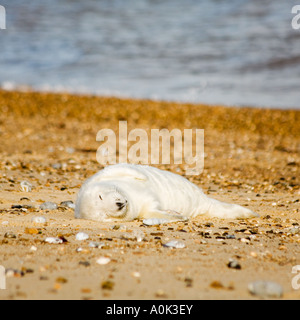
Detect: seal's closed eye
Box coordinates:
(99, 195, 103, 200)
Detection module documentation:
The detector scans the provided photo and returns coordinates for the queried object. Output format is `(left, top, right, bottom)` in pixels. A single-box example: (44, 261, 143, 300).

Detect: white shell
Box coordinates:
(45, 237, 63, 244)
(96, 257, 111, 265)
(75, 232, 89, 241)
(143, 218, 169, 226)
(20, 181, 32, 192)
(163, 240, 186, 249)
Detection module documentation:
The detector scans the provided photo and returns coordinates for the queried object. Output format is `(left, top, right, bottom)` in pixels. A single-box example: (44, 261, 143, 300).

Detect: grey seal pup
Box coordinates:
(75, 163, 258, 224)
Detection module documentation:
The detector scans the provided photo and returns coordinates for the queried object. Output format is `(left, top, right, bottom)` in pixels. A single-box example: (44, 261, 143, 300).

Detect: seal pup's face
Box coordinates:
(97, 187, 128, 219)
(77, 183, 129, 221)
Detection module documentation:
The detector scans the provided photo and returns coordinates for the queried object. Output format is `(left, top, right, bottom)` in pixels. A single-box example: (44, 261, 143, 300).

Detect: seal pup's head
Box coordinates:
(75, 182, 129, 221)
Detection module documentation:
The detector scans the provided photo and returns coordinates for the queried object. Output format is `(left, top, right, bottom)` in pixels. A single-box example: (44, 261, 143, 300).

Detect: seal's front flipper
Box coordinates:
(142, 210, 188, 225)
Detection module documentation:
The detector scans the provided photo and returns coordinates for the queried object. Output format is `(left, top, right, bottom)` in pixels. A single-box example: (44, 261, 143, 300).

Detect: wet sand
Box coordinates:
(0, 90, 299, 300)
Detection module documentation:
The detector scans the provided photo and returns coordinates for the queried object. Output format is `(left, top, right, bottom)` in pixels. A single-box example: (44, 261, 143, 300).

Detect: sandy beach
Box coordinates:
(0, 89, 299, 300)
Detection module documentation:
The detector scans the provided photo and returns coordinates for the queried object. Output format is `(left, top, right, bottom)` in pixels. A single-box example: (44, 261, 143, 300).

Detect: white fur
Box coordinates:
(75, 163, 258, 223)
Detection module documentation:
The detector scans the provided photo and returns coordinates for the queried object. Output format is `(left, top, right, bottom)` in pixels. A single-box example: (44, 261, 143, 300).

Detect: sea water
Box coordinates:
(0, 0, 299, 109)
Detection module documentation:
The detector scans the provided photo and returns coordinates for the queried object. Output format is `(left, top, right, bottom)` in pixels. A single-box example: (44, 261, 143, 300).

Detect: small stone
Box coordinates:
(75, 232, 89, 241)
(226, 234, 236, 239)
(96, 257, 111, 265)
(60, 201, 76, 210)
(101, 280, 114, 290)
(66, 147, 75, 154)
(227, 259, 241, 270)
(5, 268, 25, 278)
(250, 251, 258, 258)
(289, 227, 300, 234)
(40, 202, 58, 210)
(79, 261, 91, 267)
(11, 205, 23, 209)
(240, 237, 250, 243)
(32, 216, 47, 224)
(184, 277, 193, 287)
(131, 271, 141, 278)
(20, 181, 32, 192)
(111, 224, 127, 231)
(56, 277, 68, 284)
(210, 280, 224, 289)
(163, 240, 186, 249)
(45, 237, 63, 244)
(52, 163, 62, 170)
(248, 280, 283, 298)
(143, 218, 169, 226)
(25, 228, 39, 235)
(121, 230, 144, 242)
(132, 230, 144, 242)
(4, 232, 16, 239)
(155, 289, 167, 298)
(89, 241, 104, 248)
(121, 233, 136, 241)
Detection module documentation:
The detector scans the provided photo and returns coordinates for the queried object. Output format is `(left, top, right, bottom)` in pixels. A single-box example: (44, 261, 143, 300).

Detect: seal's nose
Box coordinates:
(116, 202, 125, 210)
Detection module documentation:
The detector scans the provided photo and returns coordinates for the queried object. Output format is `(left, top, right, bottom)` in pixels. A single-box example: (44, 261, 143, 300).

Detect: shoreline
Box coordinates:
(1, 86, 299, 111)
(0, 90, 299, 300)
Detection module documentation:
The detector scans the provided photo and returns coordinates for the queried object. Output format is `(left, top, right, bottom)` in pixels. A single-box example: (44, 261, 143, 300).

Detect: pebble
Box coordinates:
(121, 233, 136, 241)
(75, 232, 89, 241)
(25, 228, 39, 235)
(101, 280, 114, 290)
(227, 259, 241, 270)
(163, 240, 186, 249)
(56, 277, 68, 284)
(131, 271, 141, 278)
(248, 280, 283, 298)
(60, 201, 76, 210)
(121, 230, 144, 242)
(96, 257, 111, 265)
(184, 277, 193, 287)
(66, 147, 75, 154)
(143, 218, 169, 226)
(44, 237, 63, 244)
(40, 202, 58, 210)
(89, 241, 105, 248)
(6, 268, 25, 278)
(289, 227, 300, 234)
(133, 230, 144, 242)
(240, 237, 250, 244)
(210, 280, 224, 289)
(4, 232, 16, 239)
(52, 163, 62, 170)
(155, 289, 167, 298)
(226, 234, 236, 239)
(20, 181, 32, 192)
(111, 224, 127, 231)
(32, 216, 47, 224)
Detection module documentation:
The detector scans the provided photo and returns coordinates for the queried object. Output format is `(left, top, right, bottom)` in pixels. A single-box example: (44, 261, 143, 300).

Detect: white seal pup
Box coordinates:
(75, 163, 258, 224)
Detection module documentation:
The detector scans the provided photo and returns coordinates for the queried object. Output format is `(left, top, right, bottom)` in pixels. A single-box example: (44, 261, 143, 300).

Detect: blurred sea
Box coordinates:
(0, 0, 300, 109)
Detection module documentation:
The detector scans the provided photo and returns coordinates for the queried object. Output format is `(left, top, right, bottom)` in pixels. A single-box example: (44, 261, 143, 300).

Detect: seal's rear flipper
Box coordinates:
(207, 198, 259, 219)
(142, 210, 188, 225)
